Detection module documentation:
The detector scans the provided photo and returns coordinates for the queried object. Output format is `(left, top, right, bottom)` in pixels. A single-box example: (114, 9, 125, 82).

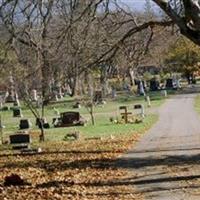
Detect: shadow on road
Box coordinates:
(116, 153, 200, 169)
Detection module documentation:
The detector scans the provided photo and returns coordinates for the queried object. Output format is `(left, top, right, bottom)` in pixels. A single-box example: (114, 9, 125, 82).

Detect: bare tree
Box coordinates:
(153, 0, 200, 46)
(0, 0, 176, 142)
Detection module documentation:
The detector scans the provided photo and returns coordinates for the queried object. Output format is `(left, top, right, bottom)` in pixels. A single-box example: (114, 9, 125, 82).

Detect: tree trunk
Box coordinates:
(90, 105, 95, 125)
(36, 118, 45, 142)
(128, 67, 135, 86)
(0, 115, 3, 144)
(70, 77, 78, 97)
(100, 65, 109, 97)
(39, 126, 45, 142)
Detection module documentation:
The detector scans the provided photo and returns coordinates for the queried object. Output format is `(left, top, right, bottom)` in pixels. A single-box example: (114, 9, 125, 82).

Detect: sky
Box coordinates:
(117, 0, 159, 11)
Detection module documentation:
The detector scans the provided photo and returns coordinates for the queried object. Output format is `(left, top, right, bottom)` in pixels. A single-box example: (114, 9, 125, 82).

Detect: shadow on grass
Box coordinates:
(3, 148, 200, 195)
(3, 149, 200, 171)
(35, 174, 200, 188)
(34, 174, 200, 196)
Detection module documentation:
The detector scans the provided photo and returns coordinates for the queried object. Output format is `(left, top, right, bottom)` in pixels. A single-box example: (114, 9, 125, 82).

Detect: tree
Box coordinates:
(152, 0, 200, 46)
(0, 0, 59, 141)
(1, 0, 151, 141)
(164, 37, 200, 83)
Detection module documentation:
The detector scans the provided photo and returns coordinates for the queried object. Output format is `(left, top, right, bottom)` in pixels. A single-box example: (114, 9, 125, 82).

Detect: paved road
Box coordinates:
(118, 93, 200, 200)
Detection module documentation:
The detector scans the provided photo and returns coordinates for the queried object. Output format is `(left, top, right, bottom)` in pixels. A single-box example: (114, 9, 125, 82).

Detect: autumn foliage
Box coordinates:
(0, 136, 143, 200)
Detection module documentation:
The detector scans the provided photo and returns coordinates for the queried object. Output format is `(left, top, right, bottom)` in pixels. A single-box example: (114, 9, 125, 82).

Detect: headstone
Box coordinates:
(176, 79, 181, 88)
(19, 119, 31, 129)
(146, 96, 151, 107)
(142, 81, 147, 91)
(161, 90, 167, 97)
(119, 106, 132, 124)
(58, 87, 63, 99)
(9, 132, 30, 149)
(111, 88, 117, 99)
(134, 104, 145, 118)
(5, 75, 15, 103)
(150, 79, 159, 91)
(13, 108, 22, 117)
(93, 90, 103, 104)
(54, 112, 85, 127)
(43, 123, 50, 129)
(138, 80, 145, 96)
(66, 85, 72, 95)
(166, 78, 173, 89)
(62, 112, 80, 125)
(32, 90, 38, 101)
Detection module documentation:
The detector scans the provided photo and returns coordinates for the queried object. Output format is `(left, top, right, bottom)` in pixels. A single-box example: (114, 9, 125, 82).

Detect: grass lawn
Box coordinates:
(1, 91, 164, 143)
(0, 91, 167, 200)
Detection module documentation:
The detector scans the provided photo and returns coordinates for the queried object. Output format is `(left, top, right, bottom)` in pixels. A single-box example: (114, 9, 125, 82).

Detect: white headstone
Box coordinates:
(161, 90, 167, 97)
(141, 105, 145, 118)
(32, 90, 38, 101)
(58, 88, 63, 99)
(139, 81, 145, 96)
(177, 79, 181, 88)
(146, 96, 151, 107)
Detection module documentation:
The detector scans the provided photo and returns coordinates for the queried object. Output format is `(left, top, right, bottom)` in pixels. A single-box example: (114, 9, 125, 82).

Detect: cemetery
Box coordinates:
(0, 66, 193, 200)
(0, 89, 164, 144)
(1, 0, 200, 199)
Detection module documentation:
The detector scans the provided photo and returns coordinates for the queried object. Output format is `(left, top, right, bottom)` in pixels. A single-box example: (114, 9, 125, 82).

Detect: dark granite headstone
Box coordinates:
(19, 119, 31, 129)
(134, 104, 142, 109)
(9, 133, 30, 149)
(54, 112, 85, 127)
(43, 123, 50, 129)
(13, 108, 22, 117)
(61, 112, 80, 124)
(93, 91, 103, 104)
(150, 79, 159, 91)
(166, 78, 173, 88)
(10, 133, 30, 144)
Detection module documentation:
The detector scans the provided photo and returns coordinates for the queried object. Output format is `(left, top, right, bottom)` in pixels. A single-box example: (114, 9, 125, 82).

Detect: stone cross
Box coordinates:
(119, 106, 132, 124)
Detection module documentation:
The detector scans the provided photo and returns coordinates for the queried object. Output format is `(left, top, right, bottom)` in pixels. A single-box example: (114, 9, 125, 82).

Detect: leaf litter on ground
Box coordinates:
(0, 135, 143, 200)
